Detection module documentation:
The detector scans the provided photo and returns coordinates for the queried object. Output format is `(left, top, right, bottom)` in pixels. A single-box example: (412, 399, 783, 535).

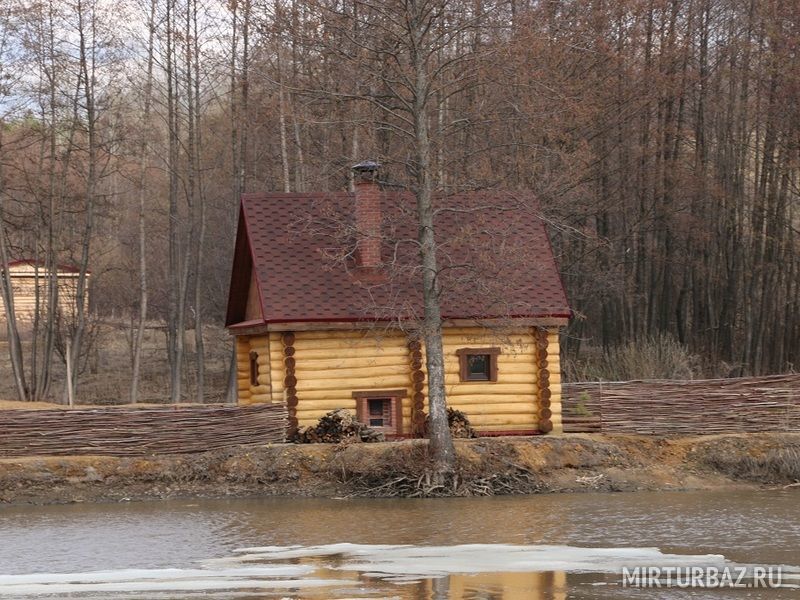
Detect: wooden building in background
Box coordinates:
(225, 163, 571, 437)
(0, 260, 89, 332)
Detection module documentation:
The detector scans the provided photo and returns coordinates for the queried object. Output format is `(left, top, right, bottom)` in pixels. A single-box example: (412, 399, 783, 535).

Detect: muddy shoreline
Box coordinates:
(1, 433, 798, 505)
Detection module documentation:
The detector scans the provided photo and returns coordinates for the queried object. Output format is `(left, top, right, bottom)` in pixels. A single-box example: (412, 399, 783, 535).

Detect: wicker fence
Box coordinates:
(563, 373, 800, 435)
(0, 404, 288, 457)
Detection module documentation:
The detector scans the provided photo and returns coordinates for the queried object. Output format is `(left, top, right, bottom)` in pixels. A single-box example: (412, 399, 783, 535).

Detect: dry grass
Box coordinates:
(563, 334, 703, 382)
(0, 399, 65, 410)
(690, 437, 800, 484)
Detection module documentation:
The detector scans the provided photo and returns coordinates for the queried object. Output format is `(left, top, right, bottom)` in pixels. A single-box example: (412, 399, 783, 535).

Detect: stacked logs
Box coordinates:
(424, 408, 477, 438)
(293, 408, 384, 443)
(448, 408, 477, 438)
(535, 328, 553, 433)
(283, 332, 298, 436)
(0, 404, 288, 457)
(408, 339, 427, 437)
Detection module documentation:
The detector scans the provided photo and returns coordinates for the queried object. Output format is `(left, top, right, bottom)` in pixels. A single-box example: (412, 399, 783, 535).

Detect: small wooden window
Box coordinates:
(353, 389, 406, 436)
(367, 398, 392, 427)
(249, 351, 259, 386)
(456, 347, 500, 382)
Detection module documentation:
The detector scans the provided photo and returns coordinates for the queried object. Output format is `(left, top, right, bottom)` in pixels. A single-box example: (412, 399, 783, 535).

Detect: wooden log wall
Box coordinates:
(240, 334, 272, 405)
(268, 331, 284, 402)
(0, 404, 288, 457)
(535, 328, 553, 433)
(234, 332, 290, 404)
(1, 269, 86, 324)
(562, 374, 800, 434)
(236, 336, 252, 404)
(255, 335, 273, 401)
(234, 326, 565, 436)
(290, 330, 414, 430)
(545, 329, 563, 431)
(408, 339, 426, 437)
(441, 328, 550, 432)
(283, 332, 298, 434)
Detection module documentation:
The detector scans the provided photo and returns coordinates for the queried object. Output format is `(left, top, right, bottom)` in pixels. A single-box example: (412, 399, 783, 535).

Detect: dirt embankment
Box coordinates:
(1, 433, 799, 505)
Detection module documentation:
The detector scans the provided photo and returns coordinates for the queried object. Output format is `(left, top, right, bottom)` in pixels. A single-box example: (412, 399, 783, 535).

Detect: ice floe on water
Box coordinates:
(0, 565, 355, 596)
(220, 543, 731, 576)
(1, 544, 798, 597)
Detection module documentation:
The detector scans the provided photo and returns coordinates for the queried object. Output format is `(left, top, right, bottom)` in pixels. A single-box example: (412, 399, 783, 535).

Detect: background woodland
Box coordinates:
(0, 0, 798, 402)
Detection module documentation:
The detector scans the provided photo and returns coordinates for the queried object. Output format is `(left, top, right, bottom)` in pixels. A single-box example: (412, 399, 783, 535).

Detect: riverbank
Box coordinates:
(1, 433, 799, 505)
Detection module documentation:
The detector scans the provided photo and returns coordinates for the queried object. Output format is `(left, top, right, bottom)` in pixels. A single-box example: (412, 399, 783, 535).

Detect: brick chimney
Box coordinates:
(352, 160, 382, 268)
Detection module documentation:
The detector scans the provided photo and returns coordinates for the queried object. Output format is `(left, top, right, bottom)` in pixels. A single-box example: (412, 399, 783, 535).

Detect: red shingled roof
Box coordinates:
(226, 189, 570, 326)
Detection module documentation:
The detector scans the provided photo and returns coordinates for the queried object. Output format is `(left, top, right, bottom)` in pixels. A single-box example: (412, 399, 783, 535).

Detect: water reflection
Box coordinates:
(220, 496, 579, 547)
(195, 543, 758, 599)
(1, 489, 799, 598)
(265, 556, 571, 600)
(403, 571, 569, 600)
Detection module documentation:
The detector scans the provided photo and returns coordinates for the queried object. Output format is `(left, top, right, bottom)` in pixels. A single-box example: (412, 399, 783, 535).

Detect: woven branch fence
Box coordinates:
(563, 373, 800, 434)
(0, 404, 288, 457)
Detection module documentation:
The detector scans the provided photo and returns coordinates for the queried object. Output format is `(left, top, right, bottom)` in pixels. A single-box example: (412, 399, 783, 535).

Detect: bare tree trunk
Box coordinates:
(0, 124, 28, 401)
(131, 0, 156, 404)
(277, 34, 291, 193)
(225, 0, 250, 404)
(65, 338, 74, 406)
(183, 0, 198, 402)
(279, 85, 291, 193)
(290, 0, 305, 192)
(293, 120, 305, 192)
(229, 0, 240, 208)
(226, 24, 240, 405)
(238, 0, 250, 196)
(191, 0, 205, 403)
(409, 0, 454, 476)
(166, 0, 184, 403)
(67, 0, 97, 402)
(349, 127, 359, 192)
(36, 0, 67, 401)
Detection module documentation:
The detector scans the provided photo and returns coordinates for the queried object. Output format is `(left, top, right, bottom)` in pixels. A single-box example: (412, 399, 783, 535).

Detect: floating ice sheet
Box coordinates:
(225, 543, 731, 576)
(3, 544, 798, 597)
(0, 565, 353, 596)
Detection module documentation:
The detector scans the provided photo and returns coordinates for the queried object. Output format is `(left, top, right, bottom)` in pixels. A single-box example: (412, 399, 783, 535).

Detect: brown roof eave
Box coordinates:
(244, 314, 571, 333)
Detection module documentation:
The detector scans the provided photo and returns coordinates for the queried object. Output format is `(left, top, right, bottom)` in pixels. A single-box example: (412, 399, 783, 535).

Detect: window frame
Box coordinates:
(366, 398, 393, 428)
(456, 347, 501, 383)
(352, 389, 407, 436)
(249, 351, 259, 386)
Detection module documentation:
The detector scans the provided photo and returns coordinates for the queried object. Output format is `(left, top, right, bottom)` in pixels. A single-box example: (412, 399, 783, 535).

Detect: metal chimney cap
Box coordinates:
(352, 160, 381, 172)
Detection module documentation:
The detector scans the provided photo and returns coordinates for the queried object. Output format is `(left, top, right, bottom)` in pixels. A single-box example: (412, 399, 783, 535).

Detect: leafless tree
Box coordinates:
(130, 0, 156, 404)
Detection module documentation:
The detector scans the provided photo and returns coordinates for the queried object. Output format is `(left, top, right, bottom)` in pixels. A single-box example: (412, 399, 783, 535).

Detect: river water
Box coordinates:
(1, 489, 799, 598)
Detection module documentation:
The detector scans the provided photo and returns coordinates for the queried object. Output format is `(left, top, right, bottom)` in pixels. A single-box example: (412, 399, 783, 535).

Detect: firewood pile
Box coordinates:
(293, 409, 385, 443)
(0, 404, 288, 457)
(443, 408, 477, 438)
(564, 373, 800, 435)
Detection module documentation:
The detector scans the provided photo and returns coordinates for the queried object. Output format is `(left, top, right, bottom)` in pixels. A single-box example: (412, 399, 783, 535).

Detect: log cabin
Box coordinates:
(0, 260, 89, 335)
(226, 162, 571, 438)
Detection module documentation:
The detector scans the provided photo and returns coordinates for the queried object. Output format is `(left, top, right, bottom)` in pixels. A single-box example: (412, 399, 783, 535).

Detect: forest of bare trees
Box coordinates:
(0, 0, 798, 402)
